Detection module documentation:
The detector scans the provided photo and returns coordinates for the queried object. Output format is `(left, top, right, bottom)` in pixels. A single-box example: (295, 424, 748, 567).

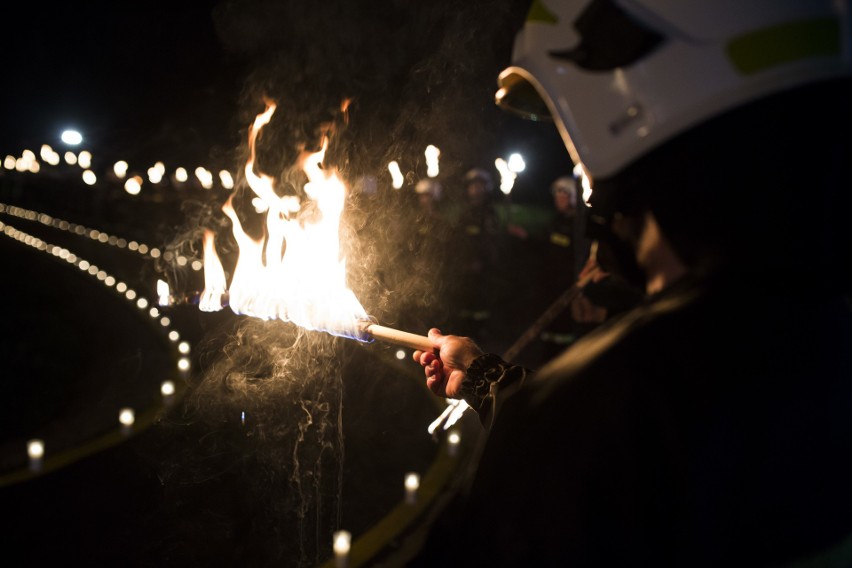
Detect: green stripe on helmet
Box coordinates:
(727, 17, 840, 75)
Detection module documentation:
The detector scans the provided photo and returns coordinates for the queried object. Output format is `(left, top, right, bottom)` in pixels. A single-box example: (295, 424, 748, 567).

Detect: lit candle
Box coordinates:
(333, 530, 351, 568)
(161, 380, 176, 405)
(119, 407, 135, 435)
(447, 431, 461, 457)
(404, 472, 420, 505)
(27, 439, 44, 472)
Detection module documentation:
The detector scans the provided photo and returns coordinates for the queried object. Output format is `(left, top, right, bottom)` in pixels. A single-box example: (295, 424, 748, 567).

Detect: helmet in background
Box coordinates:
(551, 175, 577, 200)
(415, 178, 443, 200)
(496, 0, 852, 184)
(463, 168, 494, 192)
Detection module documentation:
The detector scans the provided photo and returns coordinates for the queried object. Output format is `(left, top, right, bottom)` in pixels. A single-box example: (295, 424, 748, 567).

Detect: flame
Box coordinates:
(387, 160, 404, 189)
(425, 145, 440, 178)
(201, 100, 369, 339)
(494, 157, 516, 195)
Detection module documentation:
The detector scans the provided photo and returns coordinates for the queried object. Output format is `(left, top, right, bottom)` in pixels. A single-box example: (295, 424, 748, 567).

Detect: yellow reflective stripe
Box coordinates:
(727, 17, 839, 75)
(550, 232, 571, 247)
(527, 0, 558, 24)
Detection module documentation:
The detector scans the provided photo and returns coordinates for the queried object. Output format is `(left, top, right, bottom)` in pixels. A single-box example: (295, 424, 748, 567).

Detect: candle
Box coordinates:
(119, 407, 135, 435)
(333, 530, 351, 568)
(405, 472, 420, 505)
(161, 380, 176, 405)
(447, 431, 461, 456)
(27, 439, 44, 472)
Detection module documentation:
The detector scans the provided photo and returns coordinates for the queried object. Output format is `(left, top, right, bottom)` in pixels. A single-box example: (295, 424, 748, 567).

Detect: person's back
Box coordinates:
(448, 270, 852, 566)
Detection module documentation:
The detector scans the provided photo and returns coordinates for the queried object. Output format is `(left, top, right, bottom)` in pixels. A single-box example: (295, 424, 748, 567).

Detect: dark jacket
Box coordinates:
(413, 270, 852, 567)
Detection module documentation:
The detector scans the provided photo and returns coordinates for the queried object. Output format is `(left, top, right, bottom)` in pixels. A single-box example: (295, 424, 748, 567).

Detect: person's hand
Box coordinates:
(412, 328, 483, 399)
(570, 292, 608, 324)
(578, 247, 609, 284)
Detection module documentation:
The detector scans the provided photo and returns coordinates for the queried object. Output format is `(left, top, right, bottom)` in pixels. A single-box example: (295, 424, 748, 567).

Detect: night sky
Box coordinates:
(0, 0, 571, 207)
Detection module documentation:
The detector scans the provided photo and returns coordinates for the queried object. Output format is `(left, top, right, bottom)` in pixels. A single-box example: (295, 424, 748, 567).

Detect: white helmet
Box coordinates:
(415, 178, 443, 199)
(463, 167, 494, 191)
(496, 0, 852, 182)
(551, 174, 577, 196)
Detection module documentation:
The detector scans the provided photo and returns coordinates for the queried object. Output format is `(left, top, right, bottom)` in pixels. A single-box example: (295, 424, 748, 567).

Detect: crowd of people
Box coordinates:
(380, 164, 631, 369)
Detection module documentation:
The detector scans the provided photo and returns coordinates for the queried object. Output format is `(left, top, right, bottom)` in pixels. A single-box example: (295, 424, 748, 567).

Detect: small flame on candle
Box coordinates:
(447, 431, 461, 456)
(425, 145, 440, 178)
(119, 408, 135, 427)
(404, 472, 420, 504)
(388, 161, 404, 189)
(333, 530, 351, 568)
(27, 439, 45, 460)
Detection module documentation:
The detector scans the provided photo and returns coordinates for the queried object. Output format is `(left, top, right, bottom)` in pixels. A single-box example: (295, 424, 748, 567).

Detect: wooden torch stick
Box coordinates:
(361, 323, 434, 352)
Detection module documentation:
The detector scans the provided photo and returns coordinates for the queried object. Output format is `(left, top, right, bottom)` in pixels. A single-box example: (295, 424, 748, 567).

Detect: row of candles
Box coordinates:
(0, 202, 204, 273)
(4, 140, 525, 199)
(24, 386, 174, 471)
(331, 430, 461, 567)
(0, 203, 193, 476)
(2, 144, 236, 193)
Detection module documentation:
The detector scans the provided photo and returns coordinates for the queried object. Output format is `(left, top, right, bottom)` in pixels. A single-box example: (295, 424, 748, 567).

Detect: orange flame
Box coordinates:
(200, 100, 369, 339)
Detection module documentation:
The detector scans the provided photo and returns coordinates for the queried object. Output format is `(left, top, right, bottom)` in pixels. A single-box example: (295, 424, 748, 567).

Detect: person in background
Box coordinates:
(445, 167, 504, 339)
(410, 1, 852, 566)
(413, 177, 444, 223)
(518, 174, 643, 366)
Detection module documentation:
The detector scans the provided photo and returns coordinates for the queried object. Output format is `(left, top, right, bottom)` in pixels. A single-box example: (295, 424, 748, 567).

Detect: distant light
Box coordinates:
(61, 129, 83, 145)
(195, 166, 213, 189)
(161, 380, 176, 396)
(78, 151, 92, 169)
(388, 161, 404, 189)
(425, 145, 440, 178)
(395, 349, 406, 360)
(113, 160, 129, 179)
(494, 157, 516, 195)
(219, 170, 234, 190)
(27, 439, 45, 460)
(119, 407, 135, 426)
(333, 530, 351, 565)
(124, 175, 142, 196)
(508, 153, 526, 173)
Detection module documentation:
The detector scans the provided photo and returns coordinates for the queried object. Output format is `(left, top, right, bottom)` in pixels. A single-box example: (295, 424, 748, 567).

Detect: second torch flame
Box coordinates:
(199, 99, 432, 352)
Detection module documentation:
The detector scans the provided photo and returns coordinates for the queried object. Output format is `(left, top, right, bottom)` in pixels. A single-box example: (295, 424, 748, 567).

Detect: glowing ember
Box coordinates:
(201, 100, 369, 340)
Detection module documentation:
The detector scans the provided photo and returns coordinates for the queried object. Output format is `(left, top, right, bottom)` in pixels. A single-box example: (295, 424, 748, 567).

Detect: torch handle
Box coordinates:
(365, 324, 434, 352)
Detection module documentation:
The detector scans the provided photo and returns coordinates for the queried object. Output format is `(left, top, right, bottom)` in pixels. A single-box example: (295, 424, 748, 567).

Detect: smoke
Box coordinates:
(149, 1, 531, 564)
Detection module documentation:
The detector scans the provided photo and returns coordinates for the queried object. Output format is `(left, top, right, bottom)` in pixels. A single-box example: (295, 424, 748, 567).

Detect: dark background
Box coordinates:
(0, 0, 571, 206)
